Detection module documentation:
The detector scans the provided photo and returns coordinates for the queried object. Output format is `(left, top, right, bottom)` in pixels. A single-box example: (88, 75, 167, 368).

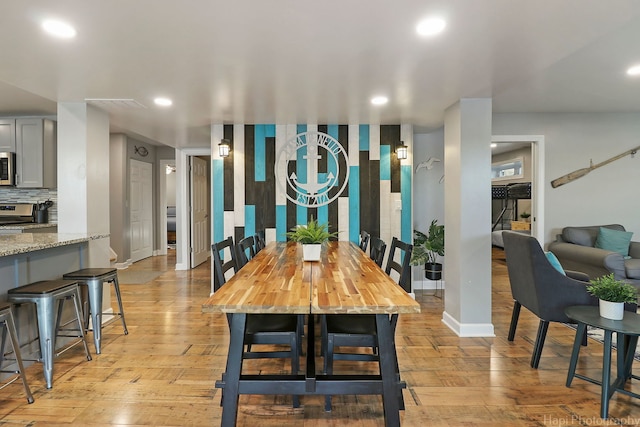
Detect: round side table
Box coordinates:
(564, 305, 640, 419)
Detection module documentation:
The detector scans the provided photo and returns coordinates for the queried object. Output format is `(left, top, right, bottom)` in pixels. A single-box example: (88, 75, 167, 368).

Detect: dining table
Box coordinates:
(202, 240, 421, 427)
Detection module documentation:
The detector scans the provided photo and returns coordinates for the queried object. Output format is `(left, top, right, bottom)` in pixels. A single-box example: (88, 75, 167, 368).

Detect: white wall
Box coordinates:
(412, 128, 445, 288)
(493, 113, 640, 243)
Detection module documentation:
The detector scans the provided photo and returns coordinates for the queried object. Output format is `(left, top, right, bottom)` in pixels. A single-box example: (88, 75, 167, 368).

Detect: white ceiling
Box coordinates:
(1, 0, 640, 149)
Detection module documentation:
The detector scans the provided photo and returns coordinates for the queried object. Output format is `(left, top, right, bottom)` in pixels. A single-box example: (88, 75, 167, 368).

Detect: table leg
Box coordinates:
(623, 335, 638, 380)
(601, 330, 613, 419)
(221, 313, 246, 427)
(376, 314, 400, 427)
(566, 323, 586, 387)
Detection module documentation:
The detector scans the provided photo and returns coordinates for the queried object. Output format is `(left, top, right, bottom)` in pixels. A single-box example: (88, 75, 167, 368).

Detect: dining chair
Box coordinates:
(359, 230, 370, 252)
(369, 236, 387, 267)
(255, 230, 266, 252)
(236, 235, 256, 269)
(322, 237, 412, 411)
(211, 236, 301, 407)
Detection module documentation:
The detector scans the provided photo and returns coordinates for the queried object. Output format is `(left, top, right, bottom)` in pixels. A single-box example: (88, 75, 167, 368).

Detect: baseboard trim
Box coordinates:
(175, 262, 189, 271)
(442, 311, 495, 337)
(412, 279, 445, 290)
(114, 259, 133, 269)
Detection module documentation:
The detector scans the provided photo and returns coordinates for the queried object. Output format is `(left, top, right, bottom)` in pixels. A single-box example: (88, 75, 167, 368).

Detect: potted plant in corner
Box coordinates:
(409, 219, 444, 280)
(286, 217, 338, 261)
(586, 274, 638, 320)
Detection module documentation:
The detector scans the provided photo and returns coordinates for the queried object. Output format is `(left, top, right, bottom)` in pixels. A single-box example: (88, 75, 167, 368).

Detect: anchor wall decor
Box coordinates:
(275, 131, 350, 207)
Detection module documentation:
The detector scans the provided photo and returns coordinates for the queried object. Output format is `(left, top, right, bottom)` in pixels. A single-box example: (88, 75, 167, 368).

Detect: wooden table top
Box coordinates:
(312, 242, 420, 314)
(202, 241, 420, 315)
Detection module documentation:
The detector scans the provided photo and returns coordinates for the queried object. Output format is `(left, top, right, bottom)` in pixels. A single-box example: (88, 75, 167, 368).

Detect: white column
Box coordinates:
(442, 99, 494, 337)
(57, 102, 111, 267)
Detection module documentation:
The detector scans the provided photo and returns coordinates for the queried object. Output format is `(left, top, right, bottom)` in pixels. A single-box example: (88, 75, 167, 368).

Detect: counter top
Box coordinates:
(0, 233, 109, 257)
(0, 223, 57, 231)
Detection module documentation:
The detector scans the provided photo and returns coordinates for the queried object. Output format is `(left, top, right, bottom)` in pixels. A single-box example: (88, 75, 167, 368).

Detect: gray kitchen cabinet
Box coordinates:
(15, 118, 56, 188)
(0, 119, 16, 152)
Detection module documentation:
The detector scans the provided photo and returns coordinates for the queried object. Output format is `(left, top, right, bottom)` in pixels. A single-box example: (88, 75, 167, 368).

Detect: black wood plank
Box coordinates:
(223, 125, 234, 211)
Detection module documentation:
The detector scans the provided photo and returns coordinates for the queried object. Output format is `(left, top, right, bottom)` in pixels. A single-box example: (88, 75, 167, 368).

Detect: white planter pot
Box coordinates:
(302, 244, 322, 261)
(598, 299, 624, 320)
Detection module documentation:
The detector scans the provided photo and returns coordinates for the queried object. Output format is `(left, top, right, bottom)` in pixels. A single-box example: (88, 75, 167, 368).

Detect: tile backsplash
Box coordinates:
(0, 188, 58, 222)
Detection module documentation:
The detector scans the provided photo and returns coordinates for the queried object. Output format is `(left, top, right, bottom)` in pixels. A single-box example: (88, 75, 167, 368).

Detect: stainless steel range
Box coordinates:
(0, 203, 35, 225)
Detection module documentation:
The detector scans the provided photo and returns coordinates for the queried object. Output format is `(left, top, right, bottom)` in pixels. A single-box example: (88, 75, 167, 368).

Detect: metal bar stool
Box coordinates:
(7, 279, 92, 389)
(63, 268, 128, 354)
(0, 301, 34, 403)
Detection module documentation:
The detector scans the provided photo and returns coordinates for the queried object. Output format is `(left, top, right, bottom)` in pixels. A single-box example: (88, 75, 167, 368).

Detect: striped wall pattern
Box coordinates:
(211, 123, 413, 262)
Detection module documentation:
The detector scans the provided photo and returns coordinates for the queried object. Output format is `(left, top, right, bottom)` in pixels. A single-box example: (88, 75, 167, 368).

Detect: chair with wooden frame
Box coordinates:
(254, 231, 266, 252)
(322, 236, 412, 411)
(211, 236, 301, 407)
(369, 236, 387, 267)
(236, 235, 256, 269)
(359, 230, 370, 252)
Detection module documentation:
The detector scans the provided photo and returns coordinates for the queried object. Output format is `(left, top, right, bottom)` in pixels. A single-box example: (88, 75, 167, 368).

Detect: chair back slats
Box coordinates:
(359, 231, 370, 252)
(369, 236, 387, 267)
(237, 235, 257, 269)
(385, 237, 413, 292)
(255, 231, 267, 252)
(211, 236, 239, 291)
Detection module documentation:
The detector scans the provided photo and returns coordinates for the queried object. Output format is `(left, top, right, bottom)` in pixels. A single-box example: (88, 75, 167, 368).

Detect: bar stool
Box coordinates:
(63, 268, 128, 354)
(7, 279, 92, 389)
(0, 301, 34, 403)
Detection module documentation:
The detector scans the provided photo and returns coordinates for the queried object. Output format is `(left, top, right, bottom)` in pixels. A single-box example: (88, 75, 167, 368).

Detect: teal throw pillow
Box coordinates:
(594, 227, 633, 257)
(545, 251, 565, 275)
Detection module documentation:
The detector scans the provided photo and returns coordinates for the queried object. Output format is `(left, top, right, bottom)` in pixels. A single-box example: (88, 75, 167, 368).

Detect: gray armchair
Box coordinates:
(548, 225, 640, 287)
(503, 232, 597, 368)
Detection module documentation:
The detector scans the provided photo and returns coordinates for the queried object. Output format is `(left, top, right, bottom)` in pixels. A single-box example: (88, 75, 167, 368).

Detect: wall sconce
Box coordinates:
(219, 139, 231, 158)
(395, 141, 408, 160)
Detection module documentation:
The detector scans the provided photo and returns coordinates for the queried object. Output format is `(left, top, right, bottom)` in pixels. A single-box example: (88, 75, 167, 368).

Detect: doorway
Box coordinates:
(129, 159, 153, 262)
(491, 135, 545, 243)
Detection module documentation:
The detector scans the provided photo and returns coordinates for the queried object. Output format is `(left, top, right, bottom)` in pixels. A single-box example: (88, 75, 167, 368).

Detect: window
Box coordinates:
(491, 157, 523, 182)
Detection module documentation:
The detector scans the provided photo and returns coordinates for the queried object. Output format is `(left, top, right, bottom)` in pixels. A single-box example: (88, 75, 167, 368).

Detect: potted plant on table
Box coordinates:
(409, 219, 445, 280)
(519, 211, 531, 222)
(586, 274, 638, 320)
(286, 217, 337, 261)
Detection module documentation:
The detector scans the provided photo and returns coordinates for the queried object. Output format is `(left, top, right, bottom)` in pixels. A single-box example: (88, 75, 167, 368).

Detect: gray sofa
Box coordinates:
(548, 224, 640, 287)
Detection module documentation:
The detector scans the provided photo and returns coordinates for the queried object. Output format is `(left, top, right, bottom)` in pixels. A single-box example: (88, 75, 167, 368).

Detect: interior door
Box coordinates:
(190, 156, 210, 267)
(130, 159, 153, 262)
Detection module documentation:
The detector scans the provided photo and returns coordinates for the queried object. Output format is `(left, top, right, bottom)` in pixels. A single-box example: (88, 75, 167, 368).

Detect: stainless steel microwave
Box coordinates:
(0, 152, 16, 186)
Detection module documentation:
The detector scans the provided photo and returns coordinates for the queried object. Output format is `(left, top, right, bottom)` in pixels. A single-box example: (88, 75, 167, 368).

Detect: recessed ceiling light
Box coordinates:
(416, 17, 446, 37)
(154, 97, 173, 107)
(371, 96, 388, 106)
(626, 64, 640, 76)
(490, 143, 497, 148)
(42, 19, 76, 39)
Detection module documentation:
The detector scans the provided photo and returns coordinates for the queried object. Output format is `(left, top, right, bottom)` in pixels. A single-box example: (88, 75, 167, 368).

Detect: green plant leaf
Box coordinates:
(286, 216, 338, 244)
(587, 273, 638, 303)
(410, 219, 444, 266)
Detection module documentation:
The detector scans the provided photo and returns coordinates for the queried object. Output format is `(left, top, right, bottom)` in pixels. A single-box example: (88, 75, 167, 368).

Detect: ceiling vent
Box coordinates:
(84, 98, 147, 109)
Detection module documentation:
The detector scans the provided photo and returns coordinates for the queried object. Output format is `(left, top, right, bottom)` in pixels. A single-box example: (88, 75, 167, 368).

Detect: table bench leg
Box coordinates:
(601, 330, 613, 419)
(376, 314, 400, 427)
(566, 323, 586, 387)
(221, 313, 246, 427)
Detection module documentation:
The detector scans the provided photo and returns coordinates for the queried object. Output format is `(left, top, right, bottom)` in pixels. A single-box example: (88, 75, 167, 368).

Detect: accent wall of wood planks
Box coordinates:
(202, 241, 420, 315)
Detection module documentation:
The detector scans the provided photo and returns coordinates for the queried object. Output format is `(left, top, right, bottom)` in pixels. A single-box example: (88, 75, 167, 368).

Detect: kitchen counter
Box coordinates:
(0, 222, 57, 233)
(0, 232, 107, 257)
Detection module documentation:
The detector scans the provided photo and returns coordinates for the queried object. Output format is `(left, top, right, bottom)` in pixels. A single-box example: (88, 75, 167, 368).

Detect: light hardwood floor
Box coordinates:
(1, 248, 638, 426)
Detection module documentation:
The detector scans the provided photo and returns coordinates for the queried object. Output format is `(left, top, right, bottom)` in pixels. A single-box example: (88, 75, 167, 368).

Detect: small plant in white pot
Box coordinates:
(586, 274, 638, 320)
(286, 217, 337, 261)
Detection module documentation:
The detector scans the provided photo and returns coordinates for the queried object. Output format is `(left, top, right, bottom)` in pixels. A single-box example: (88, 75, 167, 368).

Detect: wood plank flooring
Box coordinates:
(1, 248, 638, 426)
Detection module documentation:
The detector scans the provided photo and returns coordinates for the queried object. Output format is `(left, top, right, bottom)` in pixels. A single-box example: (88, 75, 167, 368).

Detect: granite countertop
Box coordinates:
(0, 233, 109, 257)
(0, 223, 58, 231)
